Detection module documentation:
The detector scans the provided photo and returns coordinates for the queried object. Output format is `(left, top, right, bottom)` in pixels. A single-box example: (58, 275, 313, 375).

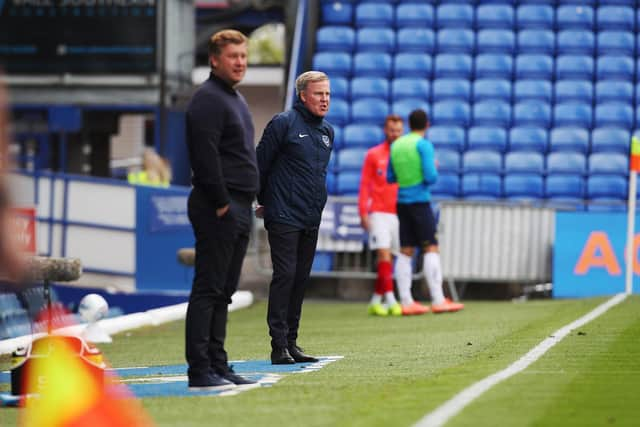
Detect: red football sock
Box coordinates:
(378, 260, 393, 294)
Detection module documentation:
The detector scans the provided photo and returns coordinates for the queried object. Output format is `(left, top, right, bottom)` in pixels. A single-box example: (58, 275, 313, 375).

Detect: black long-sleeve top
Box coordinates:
(186, 73, 259, 207)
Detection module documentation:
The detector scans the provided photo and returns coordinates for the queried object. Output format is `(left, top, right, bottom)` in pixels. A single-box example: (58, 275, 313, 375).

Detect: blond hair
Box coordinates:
(208, 29, 247, 57)
(295, 71, 329, 96)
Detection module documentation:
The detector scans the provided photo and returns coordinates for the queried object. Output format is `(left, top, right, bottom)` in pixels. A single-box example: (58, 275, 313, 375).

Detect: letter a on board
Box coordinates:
(574, 231, 622, 275)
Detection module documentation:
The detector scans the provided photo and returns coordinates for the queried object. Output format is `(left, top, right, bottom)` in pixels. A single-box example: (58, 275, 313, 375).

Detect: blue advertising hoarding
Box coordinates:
(553, 211, 640, 298)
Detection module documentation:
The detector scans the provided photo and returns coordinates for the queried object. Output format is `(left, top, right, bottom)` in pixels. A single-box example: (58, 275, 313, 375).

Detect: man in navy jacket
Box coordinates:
(256, 71, 333, 364)
(184, 29, 258, 389)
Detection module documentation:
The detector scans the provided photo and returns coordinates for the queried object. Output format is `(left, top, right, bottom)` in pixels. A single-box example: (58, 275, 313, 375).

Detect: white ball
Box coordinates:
(78, 293, 109, 323)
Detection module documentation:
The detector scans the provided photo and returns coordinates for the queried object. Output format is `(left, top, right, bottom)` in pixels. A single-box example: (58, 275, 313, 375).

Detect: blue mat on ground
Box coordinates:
(1, 356, 342, 401)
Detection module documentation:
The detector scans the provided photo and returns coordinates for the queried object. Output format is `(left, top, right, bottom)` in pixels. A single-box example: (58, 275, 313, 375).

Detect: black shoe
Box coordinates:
(219, 366, 257, 385)
(188, 372, 234, 390)
(271, 347, 296, 365)
(288, 344, 319, 363)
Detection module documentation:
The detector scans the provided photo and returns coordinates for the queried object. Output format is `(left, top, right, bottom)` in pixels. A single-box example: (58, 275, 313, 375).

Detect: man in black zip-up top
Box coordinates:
(184, 29, 258, 389)
(256, 71, 333, 365)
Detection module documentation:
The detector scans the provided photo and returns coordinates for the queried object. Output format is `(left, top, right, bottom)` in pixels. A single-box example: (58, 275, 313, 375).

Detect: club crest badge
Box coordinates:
(322, 135, 330, 147)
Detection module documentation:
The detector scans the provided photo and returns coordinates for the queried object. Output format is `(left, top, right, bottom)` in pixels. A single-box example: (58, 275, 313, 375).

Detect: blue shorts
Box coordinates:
(397, 202, 438, 248)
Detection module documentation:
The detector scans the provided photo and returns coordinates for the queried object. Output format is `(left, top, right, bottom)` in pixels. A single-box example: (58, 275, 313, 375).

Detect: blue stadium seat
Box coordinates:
(514, 80, 552, 103)
(391, 99, 430, 123)
(597, 6, 635, 32)
(474, 54, 513, 80)
(547, 151, 587, 175)
(436, 4, 474, 29)
(596, 55, 634, 81)
(545, 174, 585, 199)
(472, 100, 511, 127)
(325, 99, 350, 126)
(316, 26, 355, 52)
(477, 4, 514, 30)
(473, 79, 511, 103)
(432, 78, 471, 102)
(436, 149, 460, 173)
(312, 52, 351, 77)
(356, 28, 395, 53)
(355, 3, 393, 28)
(437, 29, 475, 54)
(595, 81, 634, 105)
(595, 103, 634, 129)
(462, 173, 502, 199)
(434, 54, 472, 79)
(343, 124, 385, 148)
(463, 150, 502, 174)
(517, 30, 555, 55)
(476, 29, 515, 54)
(589, 152, 629, 176)
(557, 30, 595, 55)
(350, 77, 389, 102)
(587, 175, 627, 200)
(549, 127, 590, 153)
(433, 100, 471, 127)
(505, 151, 544, 174)
(591, 128, 630, 154)
(586, 201, 627, 212)
(353, 53, 392, 78)
(337, 147, 368, 171)
(396, 4, 434, 29)
(509, 126, 548, 153)
(556, 5, 594, 30)
(553, 103, 593, 128)
(516, 5, 554, 30)
(332, 126, 343, 151)
(351, 98, 389, 125)
(557, 0, 596, 5)
(555, 55, 594, 81)
(428, 125, 465, 152)
(336, 171, 362, 196)
(599, 0, 637, 5)
(330, 77, 349, 101)
(513, 102, 551, 128)
(467, 126, 507, 152)
(396, 29, 435, 54)
(504, 173, 544, 199)
(515, 54, 553, 80)
(431, 173, 460, 198)
(554, 80, 593, 104)
(391, 78, 430, 102)
(321, 2, 353, 26)
(597, 31, 635, 56)
(394, 53, 432, 78)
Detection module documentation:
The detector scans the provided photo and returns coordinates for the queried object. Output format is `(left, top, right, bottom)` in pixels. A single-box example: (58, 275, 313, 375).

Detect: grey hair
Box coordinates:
(295, 71, 329, 96)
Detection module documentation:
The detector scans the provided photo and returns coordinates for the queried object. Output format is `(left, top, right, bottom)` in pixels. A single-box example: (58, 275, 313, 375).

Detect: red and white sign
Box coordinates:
(10, 206, 36, 254)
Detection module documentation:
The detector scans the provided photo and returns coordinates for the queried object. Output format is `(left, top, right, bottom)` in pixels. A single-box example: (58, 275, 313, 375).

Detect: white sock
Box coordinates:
(370, 293, 382, 305)
(424, 252, 446, 305)
(395, 253, 414, 306)
(384, 291, 397, 306)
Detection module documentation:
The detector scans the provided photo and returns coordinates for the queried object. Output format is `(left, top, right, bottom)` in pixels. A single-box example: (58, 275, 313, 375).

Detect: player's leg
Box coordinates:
(420, 202, 463, 313)
(397, 204, 429, 315)
(367, 213, 391, 316)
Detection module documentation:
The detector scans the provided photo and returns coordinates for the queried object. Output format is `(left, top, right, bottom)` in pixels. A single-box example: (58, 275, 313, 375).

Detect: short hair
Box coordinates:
(208, 29, 247, 57)
(384, 114, 403, 127)
(295, 71, 330, 96)
(408, 109, 429, 131)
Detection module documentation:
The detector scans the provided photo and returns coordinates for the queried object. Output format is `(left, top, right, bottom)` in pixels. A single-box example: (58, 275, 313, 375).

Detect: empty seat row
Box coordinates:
(327, 98, 638, 129)
(313, 52, 639, 81)
(331, 77, 640, 106)
(322, 3, 637, 32)
(317, 26, 638, 56)
(328, 170, 629, 207)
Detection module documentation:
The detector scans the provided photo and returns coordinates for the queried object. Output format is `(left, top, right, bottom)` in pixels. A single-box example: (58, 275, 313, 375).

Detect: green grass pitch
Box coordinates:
(2, 296, 639, 426)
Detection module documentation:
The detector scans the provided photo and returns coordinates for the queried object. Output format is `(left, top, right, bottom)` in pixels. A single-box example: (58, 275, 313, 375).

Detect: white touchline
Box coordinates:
(414, 293, 628, 427)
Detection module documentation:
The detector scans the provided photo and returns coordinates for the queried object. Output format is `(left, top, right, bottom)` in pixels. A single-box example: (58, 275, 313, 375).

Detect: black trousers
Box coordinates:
(266, 222, 319, 350)
(185, 188, 252, 378)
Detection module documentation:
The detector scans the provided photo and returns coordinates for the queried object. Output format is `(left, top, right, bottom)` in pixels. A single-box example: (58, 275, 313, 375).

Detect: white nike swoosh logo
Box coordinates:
(299, 133, 308, 138)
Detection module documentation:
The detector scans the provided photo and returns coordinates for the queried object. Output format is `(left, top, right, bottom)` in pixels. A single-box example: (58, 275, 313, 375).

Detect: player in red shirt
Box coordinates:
(358, 114, 407, 316)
